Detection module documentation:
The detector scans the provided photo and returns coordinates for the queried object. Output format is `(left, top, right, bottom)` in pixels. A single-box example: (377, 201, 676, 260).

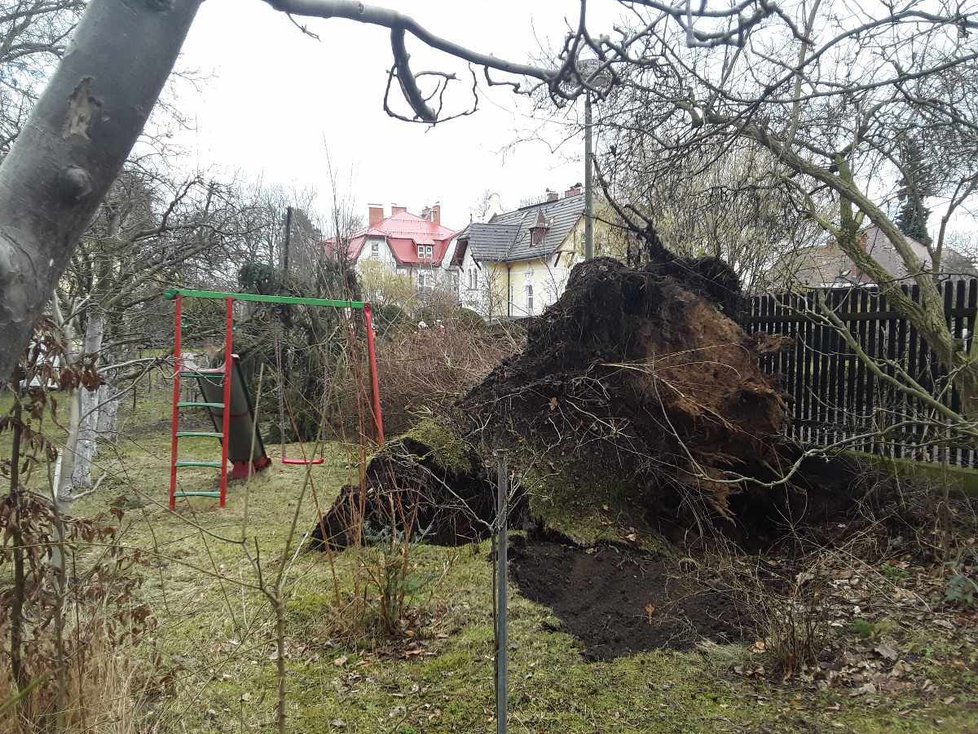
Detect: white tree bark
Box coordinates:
(71, 311, 104, 490)
(96, 383, 120, 442)
(55, 386, 81, 504)
(0, 0, 202, 380)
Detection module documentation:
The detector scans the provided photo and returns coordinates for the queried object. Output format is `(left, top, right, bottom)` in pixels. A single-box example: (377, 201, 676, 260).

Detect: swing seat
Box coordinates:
(281, 457, 325, 466)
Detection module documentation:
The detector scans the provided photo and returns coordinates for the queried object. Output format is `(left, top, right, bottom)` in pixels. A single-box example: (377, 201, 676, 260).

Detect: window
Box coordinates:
(418, 271, 432, 289)
(467, 267, 478, 290)
(418, 244, 433, 259)
(371, 240, 379, 257)
(525, 284, 534, 314)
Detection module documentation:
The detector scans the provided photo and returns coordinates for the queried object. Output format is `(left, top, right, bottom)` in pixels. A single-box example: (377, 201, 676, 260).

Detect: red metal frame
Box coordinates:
(168, 295, 183, 511)
(169, 291, 385, 509)
(169, 296, 234, 509)
(363, 303, 385, 446)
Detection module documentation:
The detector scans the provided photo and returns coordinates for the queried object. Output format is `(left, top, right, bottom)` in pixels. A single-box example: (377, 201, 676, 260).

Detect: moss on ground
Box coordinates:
(524, 469, 666, 551)
(398, 418, 473, 475)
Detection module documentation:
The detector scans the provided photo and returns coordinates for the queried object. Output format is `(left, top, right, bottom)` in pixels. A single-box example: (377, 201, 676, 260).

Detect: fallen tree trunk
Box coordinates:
(312, 257, 889, 549)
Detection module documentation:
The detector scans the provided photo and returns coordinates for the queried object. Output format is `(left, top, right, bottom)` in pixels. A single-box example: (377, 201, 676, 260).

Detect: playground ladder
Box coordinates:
(168, 295, 234, 509)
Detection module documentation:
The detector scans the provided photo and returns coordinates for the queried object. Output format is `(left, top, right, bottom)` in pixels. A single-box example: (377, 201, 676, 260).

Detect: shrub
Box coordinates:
(371, 303, 411, 336)
(330, 320, 522, 437)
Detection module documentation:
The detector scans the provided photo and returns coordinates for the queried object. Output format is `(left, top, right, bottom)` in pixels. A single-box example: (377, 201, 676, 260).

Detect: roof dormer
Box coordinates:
(530, 209, 550, 245)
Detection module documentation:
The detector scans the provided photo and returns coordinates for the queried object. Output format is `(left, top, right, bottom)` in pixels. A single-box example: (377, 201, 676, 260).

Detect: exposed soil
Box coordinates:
(511, 538, 752, 660)
(461, 256, 790, 523)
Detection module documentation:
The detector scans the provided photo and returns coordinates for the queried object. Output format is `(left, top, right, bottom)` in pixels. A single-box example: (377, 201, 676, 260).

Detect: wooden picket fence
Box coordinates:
(745, 279, 978, 468)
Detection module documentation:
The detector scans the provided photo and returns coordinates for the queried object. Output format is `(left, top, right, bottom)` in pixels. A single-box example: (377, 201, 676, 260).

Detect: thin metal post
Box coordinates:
(282, 205, 293, 274)
(584, 92, 594, 261)
(363, 303, 385, 446)
(495, 453, 508, 734)
(168, 294, 183, 511)
(219, 297, 234, 508)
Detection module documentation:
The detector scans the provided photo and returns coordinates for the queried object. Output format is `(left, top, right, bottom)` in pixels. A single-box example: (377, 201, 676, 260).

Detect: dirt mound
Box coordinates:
(511, 539, 751, 659)
(462, 257, 788, 524)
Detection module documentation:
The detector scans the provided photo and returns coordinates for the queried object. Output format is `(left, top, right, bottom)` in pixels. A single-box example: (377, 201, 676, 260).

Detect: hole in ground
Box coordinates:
(510, 538, 753, 661)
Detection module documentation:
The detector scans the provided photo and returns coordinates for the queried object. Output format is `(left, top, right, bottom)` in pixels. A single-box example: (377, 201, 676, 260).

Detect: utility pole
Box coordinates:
(584, 91, 594, 261)
(577, 59, 610, 261)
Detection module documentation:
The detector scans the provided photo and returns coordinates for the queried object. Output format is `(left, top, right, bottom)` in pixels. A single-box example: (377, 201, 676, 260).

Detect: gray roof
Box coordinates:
(460, 194, 585, 263)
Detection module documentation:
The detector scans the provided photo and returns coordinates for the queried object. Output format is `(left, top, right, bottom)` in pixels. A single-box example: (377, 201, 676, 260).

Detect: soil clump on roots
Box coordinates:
(311, 419, 499, 549)
(462, 256, 799, 533)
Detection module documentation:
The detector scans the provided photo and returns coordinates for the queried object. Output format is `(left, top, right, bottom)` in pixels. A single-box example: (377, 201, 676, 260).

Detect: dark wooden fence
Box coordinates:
(746, 279, 978, 468)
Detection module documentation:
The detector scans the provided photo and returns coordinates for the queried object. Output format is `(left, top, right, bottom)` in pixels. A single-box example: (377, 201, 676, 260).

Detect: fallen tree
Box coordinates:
(313, 255, 886, 549)
(463, 256, 788, 517)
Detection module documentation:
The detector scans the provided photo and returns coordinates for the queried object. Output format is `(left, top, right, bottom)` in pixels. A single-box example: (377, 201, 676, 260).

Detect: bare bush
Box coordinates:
(0, 495, 160, 733)
(366, 320, 523, 436)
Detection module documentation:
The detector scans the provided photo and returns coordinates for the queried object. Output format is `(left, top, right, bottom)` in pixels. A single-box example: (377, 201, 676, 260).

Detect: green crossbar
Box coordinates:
(176, 431, 223, 438)
(177, 401, 224, 409)
(165, 288, 365, 310)
(174, 491, 221, 499)
(175, 460, 224, 468)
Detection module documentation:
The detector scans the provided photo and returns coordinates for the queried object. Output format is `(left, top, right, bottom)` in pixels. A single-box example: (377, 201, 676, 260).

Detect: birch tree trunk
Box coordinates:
(96, 383, 120, 442)
(71, 312, 105, 491)
(0, 0, 202, 380)
(50, 292, 80, 506)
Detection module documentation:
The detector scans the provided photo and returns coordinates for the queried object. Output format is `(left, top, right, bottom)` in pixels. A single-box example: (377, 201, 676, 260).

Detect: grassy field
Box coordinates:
(3, 385, 978, 733)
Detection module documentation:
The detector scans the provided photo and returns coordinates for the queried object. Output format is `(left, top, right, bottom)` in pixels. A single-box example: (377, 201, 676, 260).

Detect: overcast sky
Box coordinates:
(173, 1, 621, 231)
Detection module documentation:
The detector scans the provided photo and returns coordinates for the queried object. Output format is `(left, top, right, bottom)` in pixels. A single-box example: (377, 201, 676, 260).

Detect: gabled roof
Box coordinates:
(327, 210, 457, 266)
(458, 194, 585, 264)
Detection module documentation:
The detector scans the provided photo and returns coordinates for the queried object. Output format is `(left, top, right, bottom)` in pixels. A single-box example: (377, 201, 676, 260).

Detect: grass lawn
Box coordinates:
(3, 386, 978, 733)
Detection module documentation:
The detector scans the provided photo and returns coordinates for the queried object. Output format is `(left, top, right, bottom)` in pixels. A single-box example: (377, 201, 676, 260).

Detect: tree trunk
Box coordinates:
(71, 312, 105, 491)
(0, 0, 202, 380)
(96, 383, 120, 443)
(55, 386, 81, 504)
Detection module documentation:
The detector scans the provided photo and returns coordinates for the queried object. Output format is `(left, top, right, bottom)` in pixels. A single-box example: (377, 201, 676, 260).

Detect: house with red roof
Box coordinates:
(328, 203, 458, 291)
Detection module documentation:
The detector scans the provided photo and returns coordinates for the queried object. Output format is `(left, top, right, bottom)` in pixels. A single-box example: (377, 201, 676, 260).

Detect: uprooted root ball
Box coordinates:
(461, 257, 789, 527)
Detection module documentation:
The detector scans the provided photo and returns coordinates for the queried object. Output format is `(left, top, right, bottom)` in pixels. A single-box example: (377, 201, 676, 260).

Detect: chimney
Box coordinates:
(432, 202, 441, 226)
(392, 204, 407, 216)
(546, 189, 559, 202)
(421, 205, 431, 221)
(564, 183, 582, 198)
(530, 209, 549, 245)
(368, 204, 384, 226)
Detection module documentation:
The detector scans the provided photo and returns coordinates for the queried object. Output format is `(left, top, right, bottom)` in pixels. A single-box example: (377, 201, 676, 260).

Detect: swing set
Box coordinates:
(165, 288, 385, 510)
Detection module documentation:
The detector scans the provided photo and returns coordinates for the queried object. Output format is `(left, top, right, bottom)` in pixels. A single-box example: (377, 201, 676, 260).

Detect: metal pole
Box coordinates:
(219, 297, 234, 508)
(362, 303, 386, 446)
(168, 294, 183, 511)
(495, 453, 509, 734)
(584, 92, 594, 261)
